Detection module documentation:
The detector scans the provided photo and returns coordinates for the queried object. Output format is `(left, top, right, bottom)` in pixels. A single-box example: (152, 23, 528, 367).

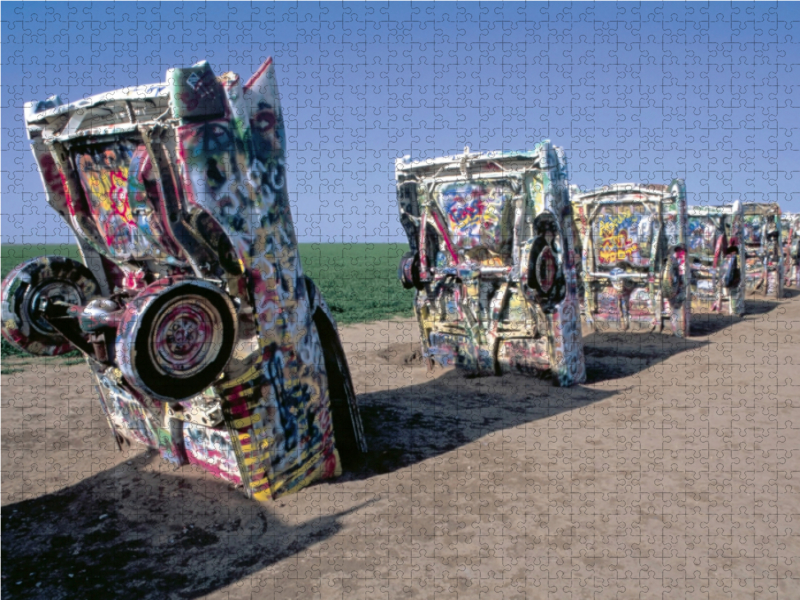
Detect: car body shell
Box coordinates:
(3, 59, 366, 501)
(571, 182, 690, 337)
(782, 212, 800, 288)
(395, 144, 586, 387)
(687, 203, 746, 316)
(740, 203, 783, 298)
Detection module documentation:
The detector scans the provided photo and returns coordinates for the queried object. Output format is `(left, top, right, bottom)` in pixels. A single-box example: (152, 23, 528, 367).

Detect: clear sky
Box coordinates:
(2, 1, 799, 245)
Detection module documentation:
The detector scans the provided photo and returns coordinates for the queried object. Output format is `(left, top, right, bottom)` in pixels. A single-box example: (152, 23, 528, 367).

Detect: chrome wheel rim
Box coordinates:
(27, 280, 82, 335)
(149, 294, 224, 378)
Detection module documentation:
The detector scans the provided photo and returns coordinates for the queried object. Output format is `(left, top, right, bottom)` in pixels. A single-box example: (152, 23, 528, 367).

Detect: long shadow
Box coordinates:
(345, 369, 620, 477)
(781, 288, 800, 299)
(1, 452, 368, 600)
(1, 320, 719, 598)
(684, 292, 791, 337)
(344, 327, 708, 478)
(581, 331, 709, 383)
(688, 296, 786, 336)
(745, 298, 784, 315)
(690, 313, 745, 336)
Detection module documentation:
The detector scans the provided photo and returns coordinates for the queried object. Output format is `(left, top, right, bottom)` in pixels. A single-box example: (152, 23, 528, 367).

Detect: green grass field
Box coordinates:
(0, 243, 415, 362)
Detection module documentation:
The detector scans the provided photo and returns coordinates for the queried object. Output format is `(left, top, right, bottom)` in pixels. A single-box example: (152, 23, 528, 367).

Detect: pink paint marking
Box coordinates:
(430, 211, 458, 263)
(186, 450, 242, 484)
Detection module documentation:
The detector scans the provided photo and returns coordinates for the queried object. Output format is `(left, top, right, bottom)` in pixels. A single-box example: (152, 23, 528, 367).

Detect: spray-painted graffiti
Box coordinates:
(686, 204, 746, 316)
(572, 182, 689, 337)
(783, 213, 800, 288)
(592, 206, 654, 267)
(183, 421, 240, 483)
(437, 181, 512, 251)
(5, 58, 366, 502)
(74, 141, 177, 261)
(740, 204, 783, 298)
(396, 145, 586, 386)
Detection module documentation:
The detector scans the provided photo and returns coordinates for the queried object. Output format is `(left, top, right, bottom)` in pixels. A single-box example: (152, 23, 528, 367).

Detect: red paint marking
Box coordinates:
(244, 57, 274, 92)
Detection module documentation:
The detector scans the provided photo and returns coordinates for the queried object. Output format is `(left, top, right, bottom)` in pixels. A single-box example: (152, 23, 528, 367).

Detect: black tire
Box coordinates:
(127, 284, 236, 401)
(662, 245, 686, 304)
(527, 236, 566, 310)
(1, 256, 99, 356)
(398, 250, 424, 290)
(722, 251, 741, 288)
(313, 308, 366, 468)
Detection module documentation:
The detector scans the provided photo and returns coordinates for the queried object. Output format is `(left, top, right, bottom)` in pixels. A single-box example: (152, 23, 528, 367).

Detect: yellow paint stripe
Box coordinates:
(231, 413, 261, 428)
(219, 366, 261, 389)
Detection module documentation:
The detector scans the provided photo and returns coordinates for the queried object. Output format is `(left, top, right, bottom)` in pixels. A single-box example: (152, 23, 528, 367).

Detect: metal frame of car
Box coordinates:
(394, 143, 586, 387)
(572, 182, 690, 337)
(3, 58, 366, 501)
(740, 202, 784, 298)
(781, 212, 799, 289)
(687, 203, 746, 316)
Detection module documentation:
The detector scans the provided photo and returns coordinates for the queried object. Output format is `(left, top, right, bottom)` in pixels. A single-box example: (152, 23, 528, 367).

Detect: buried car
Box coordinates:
(395, 144, 586, 387)
(740, 202, 783, 298)
(571, 182, 690, 337)
(687, 203, 746, 316)
(2, 59, 366, 501)
(781, 212, 800, 289)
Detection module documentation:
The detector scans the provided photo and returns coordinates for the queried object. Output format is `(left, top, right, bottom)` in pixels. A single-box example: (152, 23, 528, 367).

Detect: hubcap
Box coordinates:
(150, 295, 224, 378)
(536, 246, 557, 293)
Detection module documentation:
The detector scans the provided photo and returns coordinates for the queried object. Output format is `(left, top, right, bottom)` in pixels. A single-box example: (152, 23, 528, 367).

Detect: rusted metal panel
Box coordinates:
(3, 59, 366, 500)
(395, 144, 586, 387)
(572, 182, 690, 337)
(687, 203, 746, 316)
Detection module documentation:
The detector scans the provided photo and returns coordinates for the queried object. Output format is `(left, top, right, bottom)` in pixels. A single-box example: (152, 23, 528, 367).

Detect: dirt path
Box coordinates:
(3, 293, 800, 599)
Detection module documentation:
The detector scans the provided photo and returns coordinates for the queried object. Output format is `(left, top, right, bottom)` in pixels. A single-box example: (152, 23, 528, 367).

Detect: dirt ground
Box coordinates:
(3, 291, 800, 599)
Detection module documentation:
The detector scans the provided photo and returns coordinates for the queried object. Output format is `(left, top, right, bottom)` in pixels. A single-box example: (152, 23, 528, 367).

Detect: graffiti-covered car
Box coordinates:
(572, 182, 690, 337)
(781, 212, 799, 288)
(687, 203, 745, 316)
(395, 144, 586, 387)
(2, 59, 366, 501)
(740, 203, 783, 298)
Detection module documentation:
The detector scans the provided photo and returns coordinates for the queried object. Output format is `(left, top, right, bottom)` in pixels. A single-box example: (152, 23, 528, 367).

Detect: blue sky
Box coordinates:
(2, 1, 799, 244)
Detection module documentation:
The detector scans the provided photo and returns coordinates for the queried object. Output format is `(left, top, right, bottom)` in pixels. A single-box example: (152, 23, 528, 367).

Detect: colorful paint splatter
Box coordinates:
(396, 145, 586, 387)
(687, 204, 746, 316)
(572, 182, 690, 337)
(5, 58, 366, 501)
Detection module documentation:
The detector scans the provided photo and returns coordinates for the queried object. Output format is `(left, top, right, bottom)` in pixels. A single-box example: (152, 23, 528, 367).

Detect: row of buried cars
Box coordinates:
(3, 59, 799, 499)
(397, 153, 797, 381)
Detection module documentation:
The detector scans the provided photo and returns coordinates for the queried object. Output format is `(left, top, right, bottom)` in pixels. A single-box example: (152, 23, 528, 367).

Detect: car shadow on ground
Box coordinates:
(0, 311, 729, 599)
(744, 297, 786, 314)
(1, 451, 369, 600)
(581, 331, 709, 383)
(345, 328, 709, 478)
(689, 295, 786, 336)
(348, 368, 620, 476)
(782, 288, 800, 299)
(690, 312, 746, 336)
